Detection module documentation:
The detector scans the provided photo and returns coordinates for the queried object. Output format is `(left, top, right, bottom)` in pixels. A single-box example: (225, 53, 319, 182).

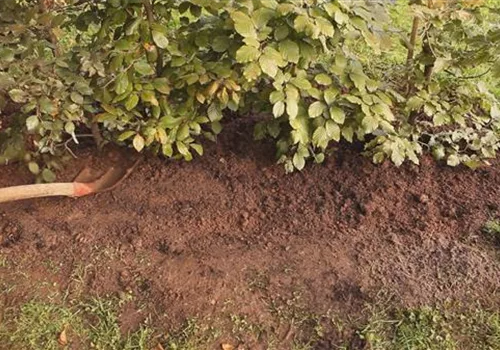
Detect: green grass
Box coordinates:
(483, 219, 500, 239)
(0, 297, 152, 350)
(358, 305, 500, 350)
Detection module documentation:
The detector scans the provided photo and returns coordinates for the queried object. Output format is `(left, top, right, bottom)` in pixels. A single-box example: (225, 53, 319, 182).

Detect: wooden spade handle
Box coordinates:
(0, 182, 94, 204)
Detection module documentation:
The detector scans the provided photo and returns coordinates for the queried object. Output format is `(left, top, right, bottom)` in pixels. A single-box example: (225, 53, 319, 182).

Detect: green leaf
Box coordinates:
(212, 36, 230, 52)
(316, 17, 335, 37)
(141, 91, 159, 106)
(349, 72, 366, 91)
(236, 45, 261, 63)
(243, 62, 262, 81)
(293, 153, 306, 170)
(116, 74, 130, 95)
(153, 78, 171, 95)
(231, 11, 257, 38)
(270, 91, 285, 104)
(291, 77, 312, 91)
(133, 134, 145, 152)
(407, 96, 424, 110)
(308, 101, 326, 118)
(324, 87, 339, 105)
(152, 31, 169, 49)
(39, 97, 55, 115)
(42, 169, 56, 183)
(312, 126, 328, 148)
(9, 89, 28, 103)
(315, 74, 332, 86)
(286, 85, 300, 119)
(125, 94, 139, 111)
(362, 115, 379, 133)
(273, 101, 285, 118)
(259, 54, 278, 78)
(329, 106, 345, 124)
(274, 25, 290, 40)
(134, 61, 155, 76)
(118, 130, 136, 142)
(325, 120, 340, 141)
(191, 143, 204, 156)
(70, 92, 84, 105)
(208, 103, 223, 122)
(28, 162, 40, 175)
(279, 40, 300, 64)
(252, 8, 275, 28)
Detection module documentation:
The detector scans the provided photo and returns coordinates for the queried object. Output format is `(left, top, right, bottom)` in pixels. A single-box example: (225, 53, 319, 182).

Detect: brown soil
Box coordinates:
(0, 117, 499, 348)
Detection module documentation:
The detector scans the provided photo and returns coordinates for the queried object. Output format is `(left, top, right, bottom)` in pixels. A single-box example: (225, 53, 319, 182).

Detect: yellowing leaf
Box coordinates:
(133, 134, 145, 152)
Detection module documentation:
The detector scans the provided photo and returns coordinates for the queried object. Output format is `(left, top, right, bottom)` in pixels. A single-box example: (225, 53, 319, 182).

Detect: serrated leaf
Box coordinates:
(243, 62, 262, 81)
(313, 126, 328, 148)
(279, 40, 300, 64)
(325, 120, 341, 141)
(316, 17, 335, 37)
(407, 96, 424, 110)
(236, 45, 261, 63)
(308, 101, 326, 118)
(362, 115, 378, 133)
(291, 77, 312, 91)
(231, 11, 257, 38)
(324, 87, 339, 105)
(329, 106, 345, 124)
(259, 54, 278, 78)
(349, 72, 366, 91)
(208, 103, 223, 122)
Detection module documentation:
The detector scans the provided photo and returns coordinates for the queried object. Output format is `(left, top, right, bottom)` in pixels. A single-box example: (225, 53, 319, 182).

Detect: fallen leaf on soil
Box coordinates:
(58, 326, 68, 346)
(155, 344, 165, 350)
(221, 343, 234, 350)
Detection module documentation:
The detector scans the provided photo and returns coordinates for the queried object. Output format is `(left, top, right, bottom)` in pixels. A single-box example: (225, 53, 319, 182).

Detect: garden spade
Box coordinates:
(0, 152, 141, 204)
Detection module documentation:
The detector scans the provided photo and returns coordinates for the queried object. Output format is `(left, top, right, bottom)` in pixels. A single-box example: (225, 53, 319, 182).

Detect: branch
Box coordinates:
(445, 68, 492, 80)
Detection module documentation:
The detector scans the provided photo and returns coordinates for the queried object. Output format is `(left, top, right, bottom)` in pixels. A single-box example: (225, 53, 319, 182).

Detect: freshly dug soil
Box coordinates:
(0, 117, 499, 347)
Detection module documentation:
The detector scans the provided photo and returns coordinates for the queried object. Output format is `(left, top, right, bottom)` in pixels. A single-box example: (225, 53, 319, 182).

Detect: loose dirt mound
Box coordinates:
(0, 118, 499, 347)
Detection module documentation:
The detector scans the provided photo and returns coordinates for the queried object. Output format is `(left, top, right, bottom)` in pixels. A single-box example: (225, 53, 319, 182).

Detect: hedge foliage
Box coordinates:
(0, 0, 499, 179)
